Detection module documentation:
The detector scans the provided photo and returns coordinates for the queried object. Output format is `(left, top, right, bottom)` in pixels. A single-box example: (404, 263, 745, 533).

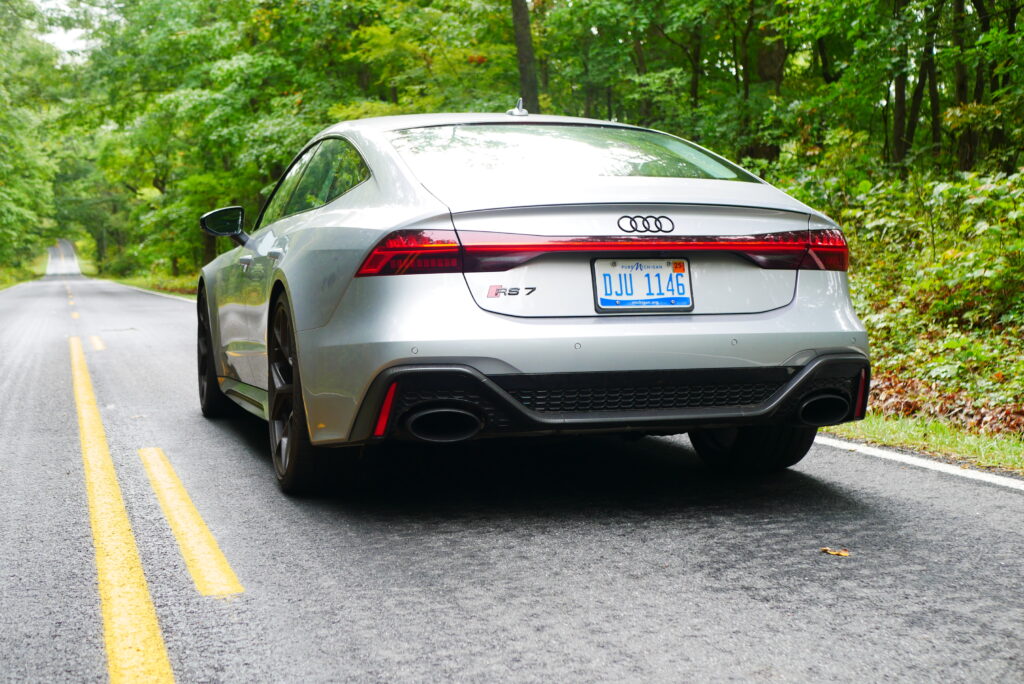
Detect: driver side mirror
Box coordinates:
(200, 206, 249, 247)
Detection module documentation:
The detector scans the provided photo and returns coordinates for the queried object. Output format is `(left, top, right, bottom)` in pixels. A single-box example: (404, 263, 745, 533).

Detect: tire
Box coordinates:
(689, 424, 818, 475)
(197, 290, 237, 418)
(267, 296, 326, 494)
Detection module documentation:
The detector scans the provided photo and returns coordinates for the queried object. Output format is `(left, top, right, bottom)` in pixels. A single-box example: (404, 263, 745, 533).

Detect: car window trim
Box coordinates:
(254, 135, 373, 232)
(253, 141, 321, 232)
(320, 136, 373, 205)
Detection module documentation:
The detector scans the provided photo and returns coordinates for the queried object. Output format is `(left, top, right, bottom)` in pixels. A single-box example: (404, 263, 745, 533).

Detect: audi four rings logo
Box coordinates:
(617, 215, 675, 233)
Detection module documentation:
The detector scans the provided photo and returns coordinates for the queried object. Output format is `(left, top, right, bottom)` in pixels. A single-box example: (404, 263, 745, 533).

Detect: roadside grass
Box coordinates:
(74, 238, 98, 276)
(827, 412, 1024, 476)
(0, 266, 34, 291)
(0, 249, 48, 291)
(28, 250, 49, 276)
(108, 273, 197, 300)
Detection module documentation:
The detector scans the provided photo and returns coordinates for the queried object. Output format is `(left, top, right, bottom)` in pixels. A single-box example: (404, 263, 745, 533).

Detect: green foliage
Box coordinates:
(0, 1, 58, 267)
(1, 0, 1021, 419)
(764, 132, 1024, 406)
(14, 0, 1018, 278)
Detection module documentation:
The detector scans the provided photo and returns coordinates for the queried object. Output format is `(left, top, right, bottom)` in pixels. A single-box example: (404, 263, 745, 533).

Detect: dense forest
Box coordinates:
(2, 0, 1022, 431)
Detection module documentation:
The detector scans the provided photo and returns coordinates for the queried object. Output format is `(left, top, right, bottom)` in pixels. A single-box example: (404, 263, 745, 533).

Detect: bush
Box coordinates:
(765, 142, 1024, 423)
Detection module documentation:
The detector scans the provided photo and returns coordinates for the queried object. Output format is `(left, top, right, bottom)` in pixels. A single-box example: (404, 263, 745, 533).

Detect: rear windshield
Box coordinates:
(387, 124, 759, 185)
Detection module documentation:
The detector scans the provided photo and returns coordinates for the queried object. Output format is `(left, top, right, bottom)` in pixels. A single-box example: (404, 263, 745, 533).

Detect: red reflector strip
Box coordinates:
(853, 369, 868, 419)
(373, 382, 398, 437)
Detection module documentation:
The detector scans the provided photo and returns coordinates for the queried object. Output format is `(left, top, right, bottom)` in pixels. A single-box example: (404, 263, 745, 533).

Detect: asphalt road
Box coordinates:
(1, 243, 1022, 682)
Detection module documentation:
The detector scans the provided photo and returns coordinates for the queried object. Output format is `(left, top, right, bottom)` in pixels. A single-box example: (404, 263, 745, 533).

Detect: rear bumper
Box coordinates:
(344, 352, 870, 444)
(300, 270, 868, 444)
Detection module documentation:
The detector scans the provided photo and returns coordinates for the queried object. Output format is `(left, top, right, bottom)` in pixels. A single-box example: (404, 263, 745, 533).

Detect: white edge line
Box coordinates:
(816, 435, 1024, 492)
(108, 281, 195, 303)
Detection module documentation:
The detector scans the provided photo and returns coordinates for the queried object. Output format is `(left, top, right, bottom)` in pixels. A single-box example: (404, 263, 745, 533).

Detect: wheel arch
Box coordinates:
(196, 272, 229, 379)
(268, 277, 289, 313)
(267, 276, 322, 442)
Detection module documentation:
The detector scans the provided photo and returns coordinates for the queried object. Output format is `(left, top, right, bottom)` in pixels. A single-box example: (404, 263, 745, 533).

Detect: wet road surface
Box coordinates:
(1, 250, 1022, 682)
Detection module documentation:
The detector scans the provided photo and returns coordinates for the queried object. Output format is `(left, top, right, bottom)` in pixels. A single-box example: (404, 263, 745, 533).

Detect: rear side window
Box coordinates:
(323, 138, 372, 202)
(284, 137, 371, 216)
(261, 144, 319, 227)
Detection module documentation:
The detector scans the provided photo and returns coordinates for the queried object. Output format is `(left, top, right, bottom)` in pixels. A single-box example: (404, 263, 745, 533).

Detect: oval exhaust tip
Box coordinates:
(405, 408, 484, 443)
(798, 393, 851, 427)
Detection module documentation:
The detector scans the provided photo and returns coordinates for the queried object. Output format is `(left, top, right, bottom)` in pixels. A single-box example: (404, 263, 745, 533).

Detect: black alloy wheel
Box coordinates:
(267, 296, 323, 494)
(197, 291, 236, 418)
(689, 424, 818, 475)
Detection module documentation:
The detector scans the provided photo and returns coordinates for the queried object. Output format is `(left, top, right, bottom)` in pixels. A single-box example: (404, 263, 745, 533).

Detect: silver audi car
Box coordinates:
(198, 111, 870, 493)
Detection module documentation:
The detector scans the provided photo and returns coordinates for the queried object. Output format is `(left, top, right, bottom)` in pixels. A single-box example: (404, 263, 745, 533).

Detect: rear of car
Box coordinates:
(297, 119, 870, 454)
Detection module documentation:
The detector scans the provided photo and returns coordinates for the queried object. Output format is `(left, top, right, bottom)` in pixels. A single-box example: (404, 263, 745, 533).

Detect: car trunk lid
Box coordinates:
(452, 202, 813, 318)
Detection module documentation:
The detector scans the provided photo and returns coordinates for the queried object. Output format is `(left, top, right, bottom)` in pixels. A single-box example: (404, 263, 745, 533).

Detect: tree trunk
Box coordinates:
(953, 0, 975, 169)
(584, 85, 597, 119)
(731, 35, 742, 92)
(882, 96, 891, 163)
(971, 0, 995, 159)
(689, 29, 702, 108)
(817, 38, 838, 83)
(971, 0, 991, 101)
(904, 67, 926, 157)
(927, 53, 941, 151)
(633, 37, 651, 123)
(652, 23, 701, 108)
(203, 234, 217, 267)
(756, 30, 788, 96)
(993, 2, 1019, 169)
(892, 0, 909, 165)
(1005, 4, 1019, 91)
(893, 73, 907, 164)
(510, 0, 541, 113)
(903, 2, 943, 159)
(740, 2, 755, 102)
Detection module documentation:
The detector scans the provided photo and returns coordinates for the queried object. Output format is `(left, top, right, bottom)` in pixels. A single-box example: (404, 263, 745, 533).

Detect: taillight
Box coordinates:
(457, 229, 848, 272)
(801, 228, 849, 271)
(356, 227, 848, 275)
(355, 229, 461, 276)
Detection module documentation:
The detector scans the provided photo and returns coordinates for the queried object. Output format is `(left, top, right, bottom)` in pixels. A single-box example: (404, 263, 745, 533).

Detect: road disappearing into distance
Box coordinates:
(1, 243, 1022, 681)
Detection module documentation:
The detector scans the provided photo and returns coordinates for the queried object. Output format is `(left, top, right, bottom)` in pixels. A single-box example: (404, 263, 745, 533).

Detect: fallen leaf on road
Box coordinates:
(820, 547, 851, 557)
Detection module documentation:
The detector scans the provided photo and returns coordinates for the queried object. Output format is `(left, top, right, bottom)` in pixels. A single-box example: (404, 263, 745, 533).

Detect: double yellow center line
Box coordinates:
(70, 337, 173, 682)
(69, 337, 243, 682)
(139, 448, 243, 596)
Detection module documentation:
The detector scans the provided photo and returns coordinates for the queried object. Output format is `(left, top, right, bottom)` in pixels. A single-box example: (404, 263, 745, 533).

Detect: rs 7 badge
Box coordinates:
(487, 286, 536, 298)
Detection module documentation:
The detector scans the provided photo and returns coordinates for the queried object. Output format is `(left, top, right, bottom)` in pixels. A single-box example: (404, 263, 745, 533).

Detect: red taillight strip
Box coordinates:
(355, 228, 849, 275)
(458, 229, 848, 272)
(356, 230, 462, 277)
(460, 230, 811, 253)
(804, 228, 850, 271)
(373, 382, 399, 437)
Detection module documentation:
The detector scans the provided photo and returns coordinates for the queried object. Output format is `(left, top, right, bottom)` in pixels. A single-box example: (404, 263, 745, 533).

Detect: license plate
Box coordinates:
(592, 258, 694, 312)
